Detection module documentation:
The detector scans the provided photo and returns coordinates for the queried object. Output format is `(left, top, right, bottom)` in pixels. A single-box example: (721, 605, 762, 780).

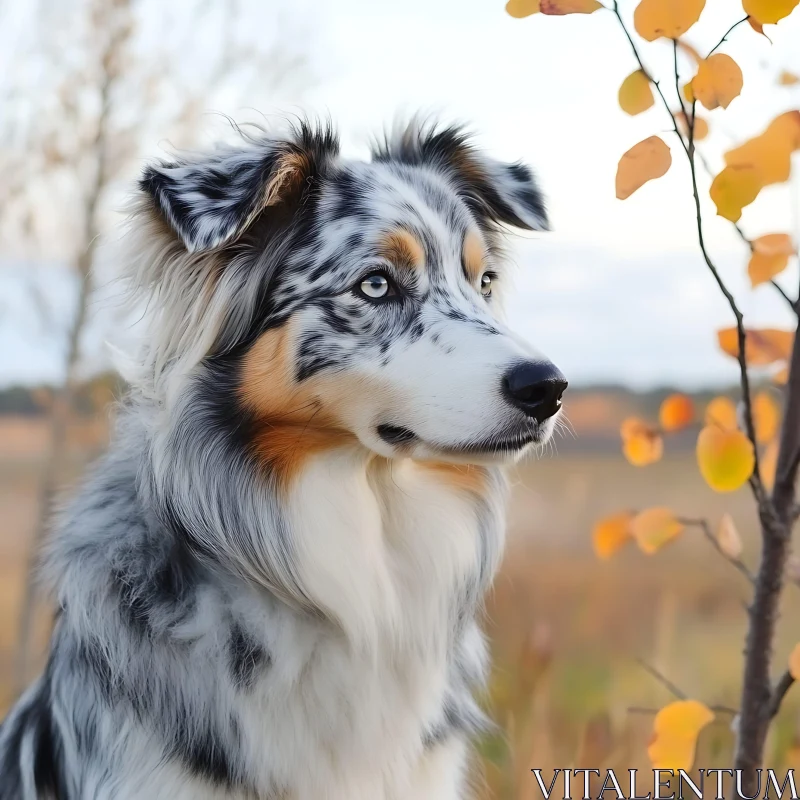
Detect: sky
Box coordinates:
(1, 0, 799, 389)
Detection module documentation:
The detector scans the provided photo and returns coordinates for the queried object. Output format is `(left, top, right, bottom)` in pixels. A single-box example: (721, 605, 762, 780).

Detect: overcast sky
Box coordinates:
(1, 0, 799, 389)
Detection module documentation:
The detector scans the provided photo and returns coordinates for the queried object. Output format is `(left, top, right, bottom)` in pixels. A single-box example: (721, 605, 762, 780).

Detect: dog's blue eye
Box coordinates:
(480, 273, 493, 297)
(359, 274, 391, 299)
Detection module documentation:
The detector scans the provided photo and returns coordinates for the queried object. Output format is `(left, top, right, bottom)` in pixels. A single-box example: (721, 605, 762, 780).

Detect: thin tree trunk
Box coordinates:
(13, 53, 113, 692)
(735, 320, 800, 793)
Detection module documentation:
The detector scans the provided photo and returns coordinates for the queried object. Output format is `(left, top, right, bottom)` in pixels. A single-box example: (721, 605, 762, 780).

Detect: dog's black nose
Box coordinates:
(502, 361, 568, 422)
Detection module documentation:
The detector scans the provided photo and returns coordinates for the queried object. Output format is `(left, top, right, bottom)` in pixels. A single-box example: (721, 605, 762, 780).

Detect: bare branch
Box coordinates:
(678, 517, 755, 583)
(707, 17, 750, 56)
(635, 658, 688, 700)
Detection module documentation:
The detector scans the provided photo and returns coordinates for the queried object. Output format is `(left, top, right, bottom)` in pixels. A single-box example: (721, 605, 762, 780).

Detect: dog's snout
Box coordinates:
(502, 361, 568, 422)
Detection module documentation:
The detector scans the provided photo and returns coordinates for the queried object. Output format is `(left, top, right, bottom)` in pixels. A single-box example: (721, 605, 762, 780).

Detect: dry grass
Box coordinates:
(1, 417, 799, 798)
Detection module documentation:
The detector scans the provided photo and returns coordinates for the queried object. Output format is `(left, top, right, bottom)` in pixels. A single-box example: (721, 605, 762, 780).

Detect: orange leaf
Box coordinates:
(633, 0, 706, 41)
(779, 71, 800, 86)
(697, 425, 755, 492)
(676, 111, 709, 140)
(619, 70, 655, 116)
(705, 396, 738, 430)
(692, 54, 743, 111)
(791, 643, 800, 680)
(505, 0, 540, 17)
(717, 327, 794, 366)
(632, 507, 684, 554)
(660, 393, 695, 431)
(725, 111, 800, 188)
(748, 16, 766, 35)
(540, 0, 601, 13)
(753, 232, 796, 255)
(592, 512, 634, 560)
(762, 438, 779, 491)
(709, 165, 761, 222)
(743, 0, 800, 24)
(648, 701, 714, 771)
(717, 513, 743, 559)
(621, 418, 664, 466)
(616, 136, 672, 200)
(754, 392, 780, 443)
(749, 252, 790, 287)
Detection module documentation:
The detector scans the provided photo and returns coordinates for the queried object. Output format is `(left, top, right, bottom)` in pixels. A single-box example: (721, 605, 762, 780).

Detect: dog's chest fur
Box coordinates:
(222, 451, 505, 799)
(12, 444, 505, 800)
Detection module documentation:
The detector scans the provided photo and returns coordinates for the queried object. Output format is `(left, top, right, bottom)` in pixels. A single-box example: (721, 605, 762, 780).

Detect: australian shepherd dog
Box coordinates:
(0, 118, 566, 799)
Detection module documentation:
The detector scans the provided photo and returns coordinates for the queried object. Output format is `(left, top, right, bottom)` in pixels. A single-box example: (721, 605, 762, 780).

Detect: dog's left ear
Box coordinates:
(140, 123, 339, 253)
(374, 123, 549, 232)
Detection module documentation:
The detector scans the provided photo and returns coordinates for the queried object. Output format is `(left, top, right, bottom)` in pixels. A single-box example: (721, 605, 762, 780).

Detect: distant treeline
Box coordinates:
(0, 373, 125, 416)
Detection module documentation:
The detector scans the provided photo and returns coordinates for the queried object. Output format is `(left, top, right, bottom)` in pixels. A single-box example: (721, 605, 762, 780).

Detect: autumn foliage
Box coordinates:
(506, 0, 800, 784)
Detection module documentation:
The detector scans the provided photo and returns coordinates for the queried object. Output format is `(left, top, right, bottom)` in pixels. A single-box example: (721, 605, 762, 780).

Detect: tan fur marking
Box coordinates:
(240, 323, 353, 487)
(253, 426, 355, 489)
(462, 231, 486, 282)
(264, 151, 309, 207)
(378, 228, 425, 270)
(418, 462, 488, 496)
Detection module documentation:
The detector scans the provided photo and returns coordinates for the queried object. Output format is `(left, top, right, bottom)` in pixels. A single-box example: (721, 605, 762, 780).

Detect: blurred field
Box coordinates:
(1, 405, 799, 799)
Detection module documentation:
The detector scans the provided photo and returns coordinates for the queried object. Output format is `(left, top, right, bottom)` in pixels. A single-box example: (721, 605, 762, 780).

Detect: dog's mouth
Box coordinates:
(376, 423, 544, 456)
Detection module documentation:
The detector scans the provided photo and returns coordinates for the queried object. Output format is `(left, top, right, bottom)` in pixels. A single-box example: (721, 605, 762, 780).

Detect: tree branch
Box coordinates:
(707, 17, 750, 56)
(771, 281, 799, 314)
(636, 658, 687, 700)
(679, 517, 755, 583)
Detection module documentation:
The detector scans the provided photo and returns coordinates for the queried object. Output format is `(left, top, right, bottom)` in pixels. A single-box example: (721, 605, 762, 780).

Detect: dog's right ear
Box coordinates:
(139, 124, 339, 254)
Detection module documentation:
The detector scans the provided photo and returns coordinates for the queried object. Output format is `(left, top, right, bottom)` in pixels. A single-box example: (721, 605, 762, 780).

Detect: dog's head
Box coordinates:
(135, 120, 566, 481)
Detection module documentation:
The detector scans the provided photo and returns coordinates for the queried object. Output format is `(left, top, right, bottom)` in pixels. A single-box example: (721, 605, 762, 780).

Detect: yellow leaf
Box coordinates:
(754, 392, 780, 443)
(540, 0, 601, 13)
(749, 251, 790, 287)
(621, 418, 664, 466)
(697, 425, 755, 492)
(616, 136, 672, 200)
(705, 396, 738, 430)
(682, 82, 695, 104)
(633, 0, 706, 41)
(632, 507, 684, 554)
(592, 512, 634, 559)
(717, 327, 794, 366)
(790, 643, 800, 681)
(676, 111, 709, 141)
(743, 0, 800, 24)
(710, 165, 761, 222)
(717, 513, 743, 559)
(779, 71, 800, 86)
(648, 701, 714, 771)
(692, 54, 743, 111)
(619, 70, 655, 116)
(660, 393, 695, 431)
(725, 111, 800, 188)
(505, 0, 540, 17)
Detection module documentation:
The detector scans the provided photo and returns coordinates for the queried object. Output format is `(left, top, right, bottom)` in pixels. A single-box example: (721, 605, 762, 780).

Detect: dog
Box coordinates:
(0, 118, 566, 799)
